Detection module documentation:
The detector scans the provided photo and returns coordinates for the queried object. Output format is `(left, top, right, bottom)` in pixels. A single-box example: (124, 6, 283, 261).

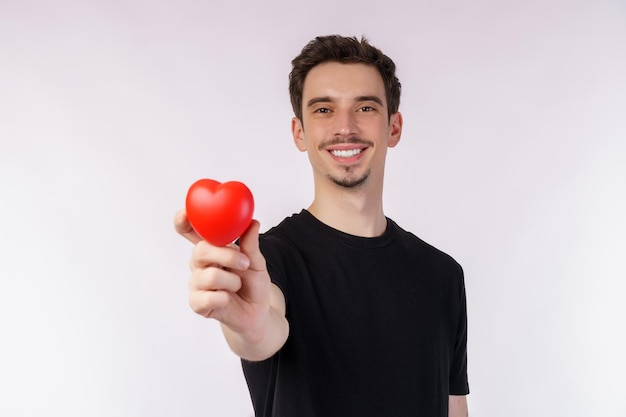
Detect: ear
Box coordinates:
(388, 112, 403, 148)
(292, 117, 307, 152)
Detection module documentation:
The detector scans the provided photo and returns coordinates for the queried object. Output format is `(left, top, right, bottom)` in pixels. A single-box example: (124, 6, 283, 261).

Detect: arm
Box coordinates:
(449, 395, 468, 417)
(174, 210, 289, 361)
(220, 283, 289, 361)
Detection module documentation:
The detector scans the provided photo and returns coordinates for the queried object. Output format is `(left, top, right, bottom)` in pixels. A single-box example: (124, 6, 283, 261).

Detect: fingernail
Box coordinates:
(240, 255, 250, 269)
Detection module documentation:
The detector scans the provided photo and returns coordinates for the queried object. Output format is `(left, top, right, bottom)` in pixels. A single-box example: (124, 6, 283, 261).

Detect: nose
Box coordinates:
(332, 109, 358, 137)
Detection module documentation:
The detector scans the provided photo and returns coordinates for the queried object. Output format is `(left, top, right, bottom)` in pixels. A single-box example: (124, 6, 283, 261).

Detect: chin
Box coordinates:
(330, 172, 370, 189)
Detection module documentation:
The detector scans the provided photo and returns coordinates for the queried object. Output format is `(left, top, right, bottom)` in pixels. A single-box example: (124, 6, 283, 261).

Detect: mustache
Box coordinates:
(319, 137, 374, 149)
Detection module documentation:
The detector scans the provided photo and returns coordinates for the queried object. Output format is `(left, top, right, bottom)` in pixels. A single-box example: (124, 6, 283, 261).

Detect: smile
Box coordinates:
(330, 149, 362, 158)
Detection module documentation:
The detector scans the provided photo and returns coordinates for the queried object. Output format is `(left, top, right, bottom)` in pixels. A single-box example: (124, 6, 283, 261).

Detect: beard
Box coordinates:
(320, 137, 374, 189)
(328, 166, 371, 188)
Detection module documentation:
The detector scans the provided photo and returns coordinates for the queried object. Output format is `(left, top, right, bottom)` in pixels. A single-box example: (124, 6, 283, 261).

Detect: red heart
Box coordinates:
(185, 179, 254, 246)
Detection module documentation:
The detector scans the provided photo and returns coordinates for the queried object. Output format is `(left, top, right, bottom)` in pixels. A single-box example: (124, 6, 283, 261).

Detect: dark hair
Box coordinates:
(289, 35, 401, 122)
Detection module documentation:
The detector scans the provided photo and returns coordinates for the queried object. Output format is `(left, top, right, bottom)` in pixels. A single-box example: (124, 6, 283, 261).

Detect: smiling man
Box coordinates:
(292, 60, 402, 236)
(174, 35, 469, 416)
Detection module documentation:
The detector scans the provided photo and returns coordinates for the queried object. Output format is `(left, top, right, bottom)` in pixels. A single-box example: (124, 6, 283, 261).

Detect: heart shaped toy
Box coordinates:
(185, 179, 254, 246)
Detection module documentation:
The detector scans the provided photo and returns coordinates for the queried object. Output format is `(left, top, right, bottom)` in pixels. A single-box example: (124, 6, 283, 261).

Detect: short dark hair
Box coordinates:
(289, 35, 402, 122)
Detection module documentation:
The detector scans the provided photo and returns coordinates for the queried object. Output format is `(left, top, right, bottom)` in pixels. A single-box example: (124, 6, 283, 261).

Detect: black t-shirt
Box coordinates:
(243, 210, 469, 417)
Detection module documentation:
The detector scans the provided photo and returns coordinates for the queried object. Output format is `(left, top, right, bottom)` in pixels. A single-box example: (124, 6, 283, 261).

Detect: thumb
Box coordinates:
(173, 209, 202, 244)
(238, 220, 266, 272)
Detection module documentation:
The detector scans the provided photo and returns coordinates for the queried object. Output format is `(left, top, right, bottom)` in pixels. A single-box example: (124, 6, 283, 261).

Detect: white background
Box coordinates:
(1, 1, 625, 416)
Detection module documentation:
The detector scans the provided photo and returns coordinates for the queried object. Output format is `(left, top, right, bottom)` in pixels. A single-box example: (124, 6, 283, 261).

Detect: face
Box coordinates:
(292, 62, 402, 190)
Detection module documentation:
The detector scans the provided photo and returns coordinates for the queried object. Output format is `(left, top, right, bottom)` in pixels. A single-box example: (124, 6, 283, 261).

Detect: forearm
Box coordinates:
(449, 395, 468, 417)
(221, 306, 289, 361)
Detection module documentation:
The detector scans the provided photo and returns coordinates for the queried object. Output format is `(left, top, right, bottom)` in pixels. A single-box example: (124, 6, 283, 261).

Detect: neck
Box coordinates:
(307, 181, 387, 237)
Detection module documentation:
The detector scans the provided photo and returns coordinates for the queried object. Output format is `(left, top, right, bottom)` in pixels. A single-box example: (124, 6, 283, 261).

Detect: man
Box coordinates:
(174, 35, 469, 416)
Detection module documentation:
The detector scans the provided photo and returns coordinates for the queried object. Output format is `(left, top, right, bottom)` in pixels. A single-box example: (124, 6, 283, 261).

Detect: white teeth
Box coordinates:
(331, 149, 362, 158)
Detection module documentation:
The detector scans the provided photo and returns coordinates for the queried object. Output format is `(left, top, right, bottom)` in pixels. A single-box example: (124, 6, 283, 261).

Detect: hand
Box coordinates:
(173, 210, 286, 359)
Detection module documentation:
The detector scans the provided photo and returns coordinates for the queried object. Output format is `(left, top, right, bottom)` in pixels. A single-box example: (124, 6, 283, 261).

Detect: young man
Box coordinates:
(174, 35, 469, 416)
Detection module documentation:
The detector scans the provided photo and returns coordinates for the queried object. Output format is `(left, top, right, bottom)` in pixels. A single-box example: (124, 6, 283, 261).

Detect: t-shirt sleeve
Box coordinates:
(449, 270, 470, 395)
(258, 234, 290, 304)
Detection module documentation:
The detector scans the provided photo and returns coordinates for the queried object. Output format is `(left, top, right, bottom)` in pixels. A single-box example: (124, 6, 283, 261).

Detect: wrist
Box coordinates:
(222, 307, 289, 361)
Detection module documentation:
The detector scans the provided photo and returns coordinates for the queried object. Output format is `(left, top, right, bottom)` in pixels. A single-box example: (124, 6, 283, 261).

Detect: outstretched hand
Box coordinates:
(173, 209, 288, 360)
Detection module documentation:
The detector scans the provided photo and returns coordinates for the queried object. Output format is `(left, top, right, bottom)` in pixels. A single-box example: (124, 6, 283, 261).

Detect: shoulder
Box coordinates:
(261, 211, 309, 238)
(259, 212, 307, 252)
(388, 218, 464, 278)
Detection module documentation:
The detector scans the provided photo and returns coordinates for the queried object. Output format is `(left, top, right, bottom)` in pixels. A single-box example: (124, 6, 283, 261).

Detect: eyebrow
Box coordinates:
(355, 95, 384, 106)
(306, 95, 385, 108)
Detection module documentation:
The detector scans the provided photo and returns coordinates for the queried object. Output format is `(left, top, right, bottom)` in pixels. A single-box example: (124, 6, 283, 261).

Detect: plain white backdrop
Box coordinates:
(1, 1, 625, 416)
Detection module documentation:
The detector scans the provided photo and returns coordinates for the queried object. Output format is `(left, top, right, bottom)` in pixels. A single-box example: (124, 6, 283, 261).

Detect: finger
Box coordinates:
(173, 209, 202, 244)
(191, 240, 250, 270)
(238, 220, 266, 272)
(189, 290, 230, 318)
(189, 267, 243, 293)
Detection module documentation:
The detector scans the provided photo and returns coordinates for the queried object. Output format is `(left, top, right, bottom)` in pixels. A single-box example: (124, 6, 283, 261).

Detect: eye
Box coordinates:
(314, 107, 330, 114)
(359, 106, 375, 112)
